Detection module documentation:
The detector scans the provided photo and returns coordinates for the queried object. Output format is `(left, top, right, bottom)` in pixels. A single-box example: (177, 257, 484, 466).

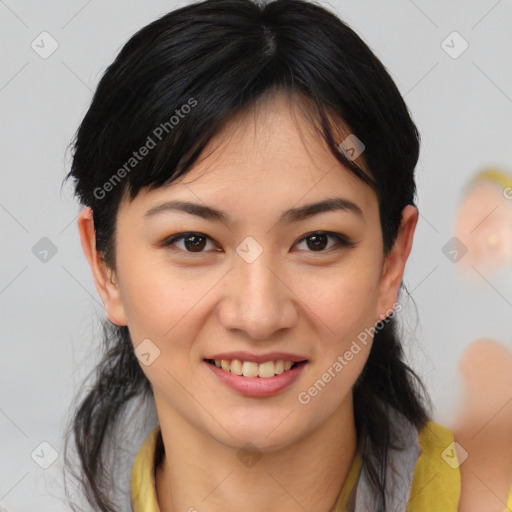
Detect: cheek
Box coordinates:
(115, 242, 218, 343)
(300, 257, 382, 341)
(118, 262, 219, 390)
(294, 265, 379, 412)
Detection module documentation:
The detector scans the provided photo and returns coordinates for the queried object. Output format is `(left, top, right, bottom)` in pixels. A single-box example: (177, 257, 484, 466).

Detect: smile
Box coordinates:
(204, 358, 308, 397)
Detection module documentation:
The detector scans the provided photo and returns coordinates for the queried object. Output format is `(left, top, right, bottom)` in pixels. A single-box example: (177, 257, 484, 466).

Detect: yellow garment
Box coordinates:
(506, 483, 512, 512)
(130, 420, 461, 512)
(467, 168, 512, 190)
(405, 421, 460, 512)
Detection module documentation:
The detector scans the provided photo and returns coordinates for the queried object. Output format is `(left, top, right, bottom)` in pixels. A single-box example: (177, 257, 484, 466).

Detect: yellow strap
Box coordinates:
(406, 421, 461, 512)
(131, 426, 160, 512)
(504, 482, 512, 512)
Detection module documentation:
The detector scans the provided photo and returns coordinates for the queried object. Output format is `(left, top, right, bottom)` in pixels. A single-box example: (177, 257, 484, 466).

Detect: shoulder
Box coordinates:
(352, 414, 460, 511)
(406, 420, 461, 512)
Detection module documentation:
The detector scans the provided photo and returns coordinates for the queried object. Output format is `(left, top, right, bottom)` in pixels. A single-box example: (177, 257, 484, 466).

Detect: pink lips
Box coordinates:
(204, 359, 308, 397)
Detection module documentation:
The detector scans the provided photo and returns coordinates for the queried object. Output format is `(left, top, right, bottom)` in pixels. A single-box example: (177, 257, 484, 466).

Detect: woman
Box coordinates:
(62, 0, 461, 510)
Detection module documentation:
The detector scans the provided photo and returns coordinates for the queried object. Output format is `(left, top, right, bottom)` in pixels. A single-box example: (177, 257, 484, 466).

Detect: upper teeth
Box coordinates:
(213, 359, 295, 378)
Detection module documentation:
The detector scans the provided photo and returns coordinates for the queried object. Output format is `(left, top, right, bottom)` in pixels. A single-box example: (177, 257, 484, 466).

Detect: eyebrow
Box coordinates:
(143, 197, 364, 224)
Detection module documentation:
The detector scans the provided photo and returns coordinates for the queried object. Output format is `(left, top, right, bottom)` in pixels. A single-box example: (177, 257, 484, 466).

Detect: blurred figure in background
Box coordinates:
(452, 169, 512, 512)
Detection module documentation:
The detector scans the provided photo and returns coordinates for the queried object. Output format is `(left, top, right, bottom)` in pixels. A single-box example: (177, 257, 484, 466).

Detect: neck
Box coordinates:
(154, 393, 357, 512)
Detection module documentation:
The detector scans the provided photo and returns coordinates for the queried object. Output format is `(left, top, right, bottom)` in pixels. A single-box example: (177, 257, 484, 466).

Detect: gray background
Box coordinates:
(1, 0, 512, 510)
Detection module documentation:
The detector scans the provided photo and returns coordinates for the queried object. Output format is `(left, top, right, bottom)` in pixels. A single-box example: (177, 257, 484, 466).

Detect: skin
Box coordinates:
(78, 90, 418, 512)
(453, 340, 512, 512)
(454, 179, 512, 278)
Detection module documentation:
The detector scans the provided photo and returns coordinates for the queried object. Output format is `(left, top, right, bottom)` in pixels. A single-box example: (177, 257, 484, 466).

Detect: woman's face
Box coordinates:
(82, 91, 415, 451)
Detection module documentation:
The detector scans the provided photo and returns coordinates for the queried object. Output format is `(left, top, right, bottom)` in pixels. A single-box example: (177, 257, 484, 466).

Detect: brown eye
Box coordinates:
(295, 231, 356, 253)
(161, 232, 215, 253)
(305, 233, 329, 251)
(182, 234, 207, 252)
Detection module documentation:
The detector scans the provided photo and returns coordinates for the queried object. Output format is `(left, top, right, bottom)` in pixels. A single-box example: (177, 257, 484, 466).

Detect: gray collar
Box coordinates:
(354, 410, 421, 512)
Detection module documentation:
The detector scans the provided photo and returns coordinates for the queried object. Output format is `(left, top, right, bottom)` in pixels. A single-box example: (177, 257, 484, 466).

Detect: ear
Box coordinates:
(77, 207, 128, 326)
(375, 205, 418, 321)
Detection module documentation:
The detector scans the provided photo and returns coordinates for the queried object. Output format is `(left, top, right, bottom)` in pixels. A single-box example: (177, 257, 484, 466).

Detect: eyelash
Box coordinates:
(160, 231, 356, 255)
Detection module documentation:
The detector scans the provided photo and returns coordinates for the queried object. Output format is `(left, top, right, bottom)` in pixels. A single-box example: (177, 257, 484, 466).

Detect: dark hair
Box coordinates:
(62, 0, 430, 510)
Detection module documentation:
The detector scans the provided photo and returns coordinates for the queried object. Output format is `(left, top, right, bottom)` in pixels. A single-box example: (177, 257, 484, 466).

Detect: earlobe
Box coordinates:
(77, 207, 128, 326)
(376, 205, 418, 322)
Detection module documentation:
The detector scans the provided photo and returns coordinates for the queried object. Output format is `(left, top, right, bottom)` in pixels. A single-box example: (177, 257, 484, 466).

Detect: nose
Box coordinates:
(217, 249, 298, 340)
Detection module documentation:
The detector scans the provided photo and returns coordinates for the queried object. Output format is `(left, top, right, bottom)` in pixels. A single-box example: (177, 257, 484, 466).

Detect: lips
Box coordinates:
(204, 358, 308, 397)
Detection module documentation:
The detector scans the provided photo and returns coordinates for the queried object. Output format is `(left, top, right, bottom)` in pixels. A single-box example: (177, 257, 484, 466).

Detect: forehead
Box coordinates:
(119, 90, 378, 222)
